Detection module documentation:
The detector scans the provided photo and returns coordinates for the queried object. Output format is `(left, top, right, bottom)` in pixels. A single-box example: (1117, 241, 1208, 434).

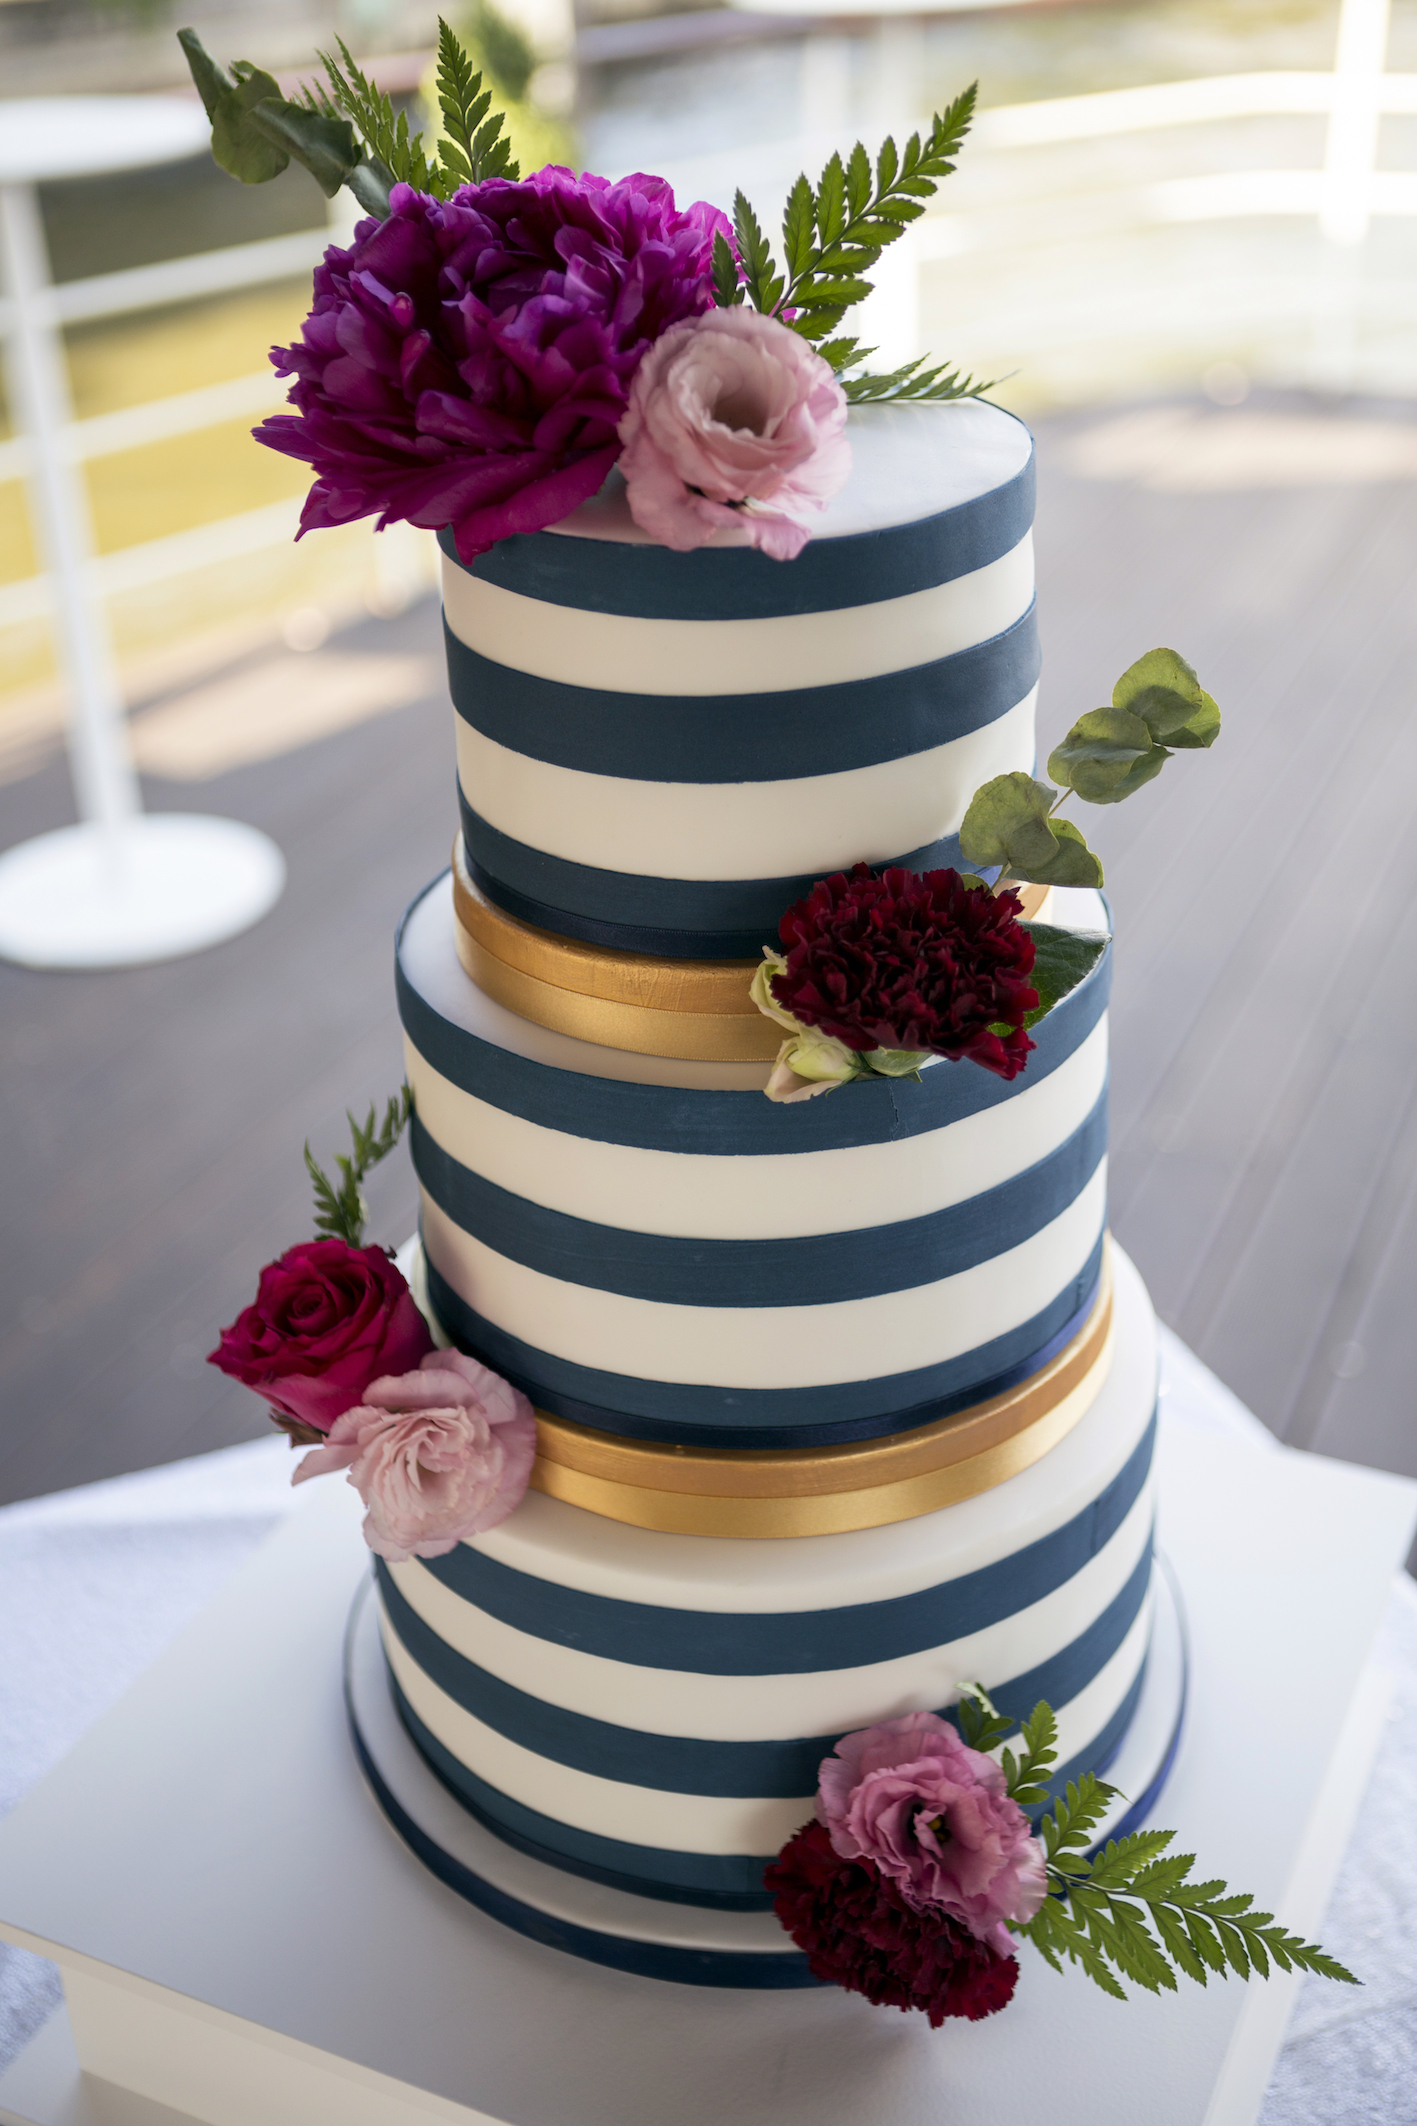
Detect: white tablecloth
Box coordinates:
(2, 1334, 1414, 2123)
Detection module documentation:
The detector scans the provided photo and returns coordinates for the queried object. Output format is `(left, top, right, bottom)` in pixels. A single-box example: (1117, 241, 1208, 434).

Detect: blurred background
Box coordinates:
(1, 0, 1414, 1547)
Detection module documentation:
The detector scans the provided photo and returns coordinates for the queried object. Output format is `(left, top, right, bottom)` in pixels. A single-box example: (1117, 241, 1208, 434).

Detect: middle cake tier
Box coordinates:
(397, 871, 1111, 1451)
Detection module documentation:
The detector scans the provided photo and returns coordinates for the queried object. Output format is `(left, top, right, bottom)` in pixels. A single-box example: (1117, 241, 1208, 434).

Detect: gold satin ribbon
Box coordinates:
(452, 843, 1053, 1062)
(451, 841, 778, 1061)
(529, 1248, 1114, 1537)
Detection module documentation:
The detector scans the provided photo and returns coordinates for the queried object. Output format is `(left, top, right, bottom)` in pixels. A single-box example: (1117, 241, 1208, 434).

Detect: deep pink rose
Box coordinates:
(617, 308, 850, 559)
(766, 1818, 1020, 2024)
(293, 1349, 537, 1561)
(255, 173, 727, 561)
(208, 1238, 434, 1439)
(816, 1712, 1047, 1955)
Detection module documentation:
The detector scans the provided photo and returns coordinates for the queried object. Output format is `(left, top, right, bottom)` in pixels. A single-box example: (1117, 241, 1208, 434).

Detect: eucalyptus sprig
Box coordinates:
(957, 1685, 1356, 2001)
(305, 1087, 414, 1249)
(960, 649, 1222, 893)
(178, 18, 515, 218)
(713, 87, 994, 402)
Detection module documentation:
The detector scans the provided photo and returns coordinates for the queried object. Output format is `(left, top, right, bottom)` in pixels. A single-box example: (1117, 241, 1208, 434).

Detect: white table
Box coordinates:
(0, 1332, 1413, 2126)
(0, 97, 284, 968)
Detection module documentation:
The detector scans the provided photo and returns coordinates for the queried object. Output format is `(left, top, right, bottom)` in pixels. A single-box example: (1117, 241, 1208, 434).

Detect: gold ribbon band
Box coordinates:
(451, 840, 778, 1060)
(452, 841, 1054, 1062)
(529, 1247, 1114, 1536)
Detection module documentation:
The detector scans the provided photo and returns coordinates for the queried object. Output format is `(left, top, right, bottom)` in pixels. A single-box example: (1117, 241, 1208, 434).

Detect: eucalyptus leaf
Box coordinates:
(959, 772, 1105, 888)
(1114, 647, 1221, 751)
(245, 98, 363, 197)
(1020, 923, 1110, 1028)
(1047, 705, 1168, 805)
(177, 29, 232, 121)
(211, 70, 291, 185)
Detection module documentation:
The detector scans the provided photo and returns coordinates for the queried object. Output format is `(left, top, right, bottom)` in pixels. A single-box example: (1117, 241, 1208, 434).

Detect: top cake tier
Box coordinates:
(441, 400, 1037, 960)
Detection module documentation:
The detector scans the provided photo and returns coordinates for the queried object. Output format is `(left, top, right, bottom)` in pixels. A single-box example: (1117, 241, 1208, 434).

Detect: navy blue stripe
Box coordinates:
(390, 1675, 788, 1908)
(377, 1534, 1150, 1800)
(412, 1086, 1106, 1309)
(424, 1231, 1105, 1444)
(418, 1404, 1156, 1674)
(442, 440, 1034, 619)
(396, 873, 1112, 1157)
(460, 793, 981, 958)
(446, 603, 1040, 783)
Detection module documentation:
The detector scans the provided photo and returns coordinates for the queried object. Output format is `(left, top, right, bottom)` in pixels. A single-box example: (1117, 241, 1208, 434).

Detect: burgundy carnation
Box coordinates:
(771, 863, 1039, 1082)
(256, 172, 727, 560)
(208, 1238, 434, 1439)
(766, 1820, 1020, 2026)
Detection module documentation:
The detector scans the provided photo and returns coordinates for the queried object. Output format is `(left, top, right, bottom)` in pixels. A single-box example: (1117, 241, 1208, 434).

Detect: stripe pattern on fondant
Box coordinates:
(441, 402, 1039, 955)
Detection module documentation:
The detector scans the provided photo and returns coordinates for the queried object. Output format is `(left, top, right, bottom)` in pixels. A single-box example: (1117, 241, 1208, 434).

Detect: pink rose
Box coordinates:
(293, 1349, 537, 1561)
(617, 308, 850, 560)
(208, 1238, 434, 1440)
(816, 1712, 1047, 1955)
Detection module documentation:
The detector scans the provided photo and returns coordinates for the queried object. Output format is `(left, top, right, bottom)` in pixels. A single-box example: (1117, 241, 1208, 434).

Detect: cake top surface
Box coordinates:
(548, 399, 1032, 547)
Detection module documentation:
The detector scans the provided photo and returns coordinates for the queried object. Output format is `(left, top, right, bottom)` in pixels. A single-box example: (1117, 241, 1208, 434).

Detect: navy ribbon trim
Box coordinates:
(441, 442, 1033, 619)
(423, 1231, 1105, 1444)
(395, 875, 1112, 1157)
(412, 1086, 1106, 1309)
(377, 1535, 1150, 1800)
(459, 793, 974, 959)
(418, 1404, 1156, 1674)
(445, 602, 1040, 783)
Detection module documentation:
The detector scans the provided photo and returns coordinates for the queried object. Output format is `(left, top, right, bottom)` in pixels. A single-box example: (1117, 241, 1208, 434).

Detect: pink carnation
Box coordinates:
(617, 308, 850, 559)
(817, 1711, 1047, 1956)
(293, 1349, 537, 1561)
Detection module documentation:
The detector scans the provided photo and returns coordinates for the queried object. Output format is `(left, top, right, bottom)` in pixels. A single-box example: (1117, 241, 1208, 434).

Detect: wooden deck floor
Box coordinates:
(2, 393, 1414, 1542)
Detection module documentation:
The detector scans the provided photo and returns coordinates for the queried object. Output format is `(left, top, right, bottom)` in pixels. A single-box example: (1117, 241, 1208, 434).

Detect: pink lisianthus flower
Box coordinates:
(816, 1711, 1048, 1956)
(617, 308, 850, 559)
(294, 1349, 537, 1561)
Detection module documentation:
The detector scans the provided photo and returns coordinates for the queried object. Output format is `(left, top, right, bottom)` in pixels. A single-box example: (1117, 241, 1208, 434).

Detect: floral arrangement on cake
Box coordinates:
(208, 1092, 535, 1559)
(751, 648, 1221, 1100)
(768, 1697, 1354, 2021)
(179, 20, 990, 561)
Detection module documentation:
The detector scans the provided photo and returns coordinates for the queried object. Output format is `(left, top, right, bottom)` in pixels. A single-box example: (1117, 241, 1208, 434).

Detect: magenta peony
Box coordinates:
(770, 863, 1040, 1081)
(292, 1349, 537, 1560)
(816, 1711, 1047, 1955)
(208, 1238, 434, 1441)
(255, 173, 727, 560)
(766, 1819, 1020, 2024)
(617, 309, 850, 559)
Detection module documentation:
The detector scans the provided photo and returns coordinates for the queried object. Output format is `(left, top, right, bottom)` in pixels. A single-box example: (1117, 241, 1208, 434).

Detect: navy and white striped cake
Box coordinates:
(369, 400, 1168, 1945)
(442, 399, 1037, 958)
(376, 1247, 1157, 1909)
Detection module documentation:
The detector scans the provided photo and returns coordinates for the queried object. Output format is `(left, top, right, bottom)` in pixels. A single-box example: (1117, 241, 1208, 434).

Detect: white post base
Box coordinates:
(0, 816, 285, 969)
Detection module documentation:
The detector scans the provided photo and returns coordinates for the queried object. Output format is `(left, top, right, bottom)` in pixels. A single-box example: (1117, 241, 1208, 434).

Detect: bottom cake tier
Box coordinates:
(374, 1244, 1160, 1910)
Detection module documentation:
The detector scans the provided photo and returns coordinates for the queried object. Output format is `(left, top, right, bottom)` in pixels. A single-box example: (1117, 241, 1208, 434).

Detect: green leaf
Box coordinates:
(845, 141, 872, 217)
(305, 1087, 413, 1247)
(314, 36, 439, 193)
(1113, 647, 1221, 751)
(815, 152, 846, 244)
(436, 14, 519, 185)
(733, 190, 784, 314)
(177, 29, 234, 122)
(954, 1680, 1015, 1756)
(711, 230, 744, 308)
(782, 174, 816, 279)
(1048, 704, 1169, 806)
(959, 771, 1105, 889)
(244, 97, 362, 197)
(1019, 922, 1110, 1029)
(211, 70, 294, 186)
(842, 357, 999, 405)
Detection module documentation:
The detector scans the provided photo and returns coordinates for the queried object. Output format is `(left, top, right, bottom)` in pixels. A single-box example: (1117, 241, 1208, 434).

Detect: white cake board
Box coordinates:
(0, 1416, 1412, 2126)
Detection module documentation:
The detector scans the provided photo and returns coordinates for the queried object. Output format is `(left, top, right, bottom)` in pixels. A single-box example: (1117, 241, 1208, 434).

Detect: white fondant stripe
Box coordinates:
(406, 1015, 1107, 1241)
(388, 1477, 1153, 1741)
(454, 690, 1037, 881)
(418, 1163, 1107, 1390)
(379, 1586, 1153, 1859)
(470, 1245, 1155, 1608)
(442, 535, 1034, 696)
